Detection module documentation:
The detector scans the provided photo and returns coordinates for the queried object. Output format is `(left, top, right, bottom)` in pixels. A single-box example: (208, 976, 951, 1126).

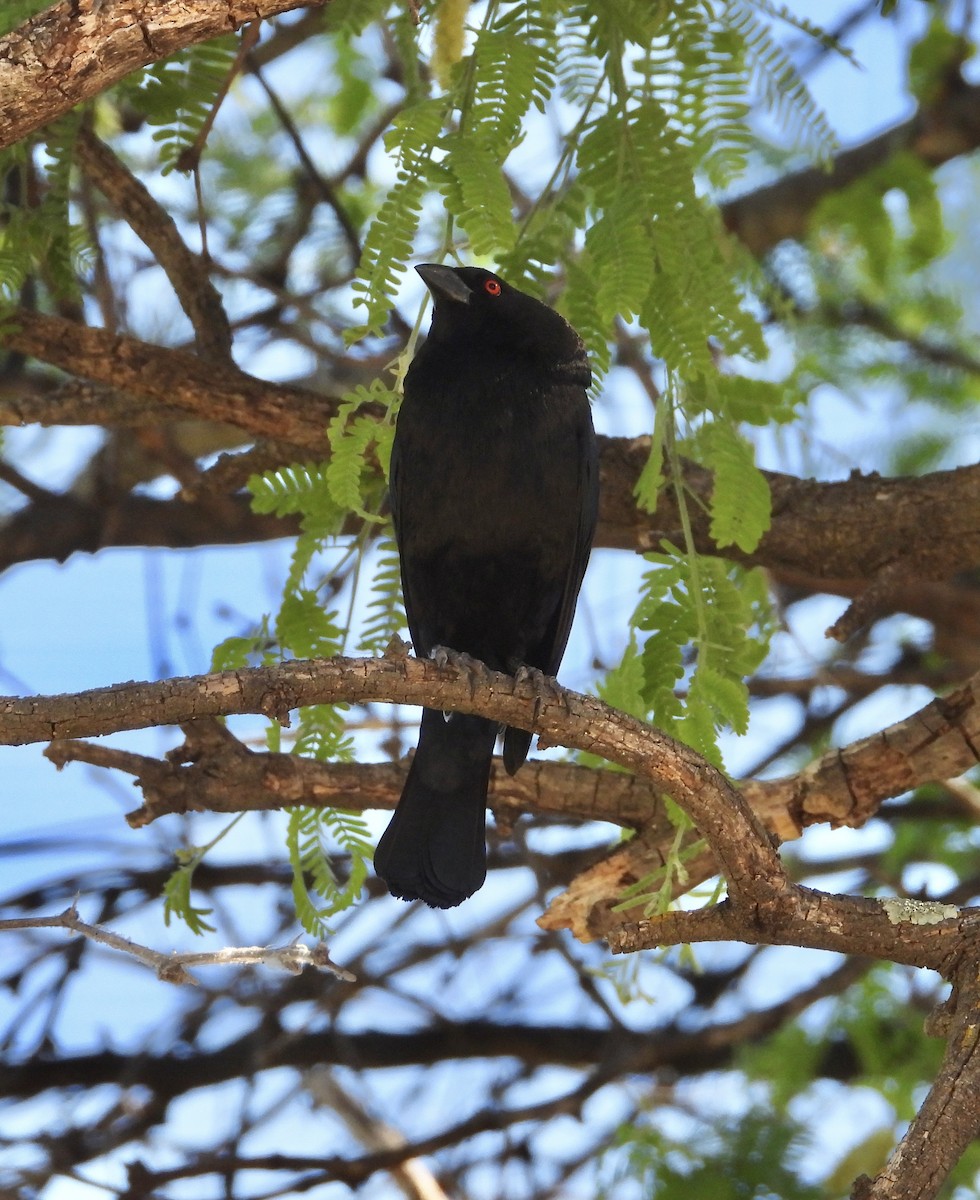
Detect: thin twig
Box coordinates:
(0, 904, 355, 984)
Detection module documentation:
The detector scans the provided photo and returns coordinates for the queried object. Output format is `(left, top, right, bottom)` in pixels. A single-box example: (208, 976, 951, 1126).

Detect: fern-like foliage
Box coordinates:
(730, 1, 836, 161)
(162, 848, 217, 935)
(464, 4, 559, 153)
(695, 421, 772, 554)
(250, 502, 375, 926)
(210, 616, 275, 672)
(250, 461, 345, 526)
(0, 112, 86, 311)
(161, 815, 251, 934)
(357, 536, 406, 654)
(351, 2, 561, 338)
(287, 804, 373, 936)
(325, 380, 398, 518)
(118, 37, 239, 173)
(349, 95, 451, 339)
(601, 1106, 822, 1200)
(600, 549, 774, 767)
(437, 134, 517, 257)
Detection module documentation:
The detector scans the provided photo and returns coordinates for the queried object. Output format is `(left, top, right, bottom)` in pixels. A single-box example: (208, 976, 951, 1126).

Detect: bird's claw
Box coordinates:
(512, 664, 566, 722)
(431, 645, 493, 698)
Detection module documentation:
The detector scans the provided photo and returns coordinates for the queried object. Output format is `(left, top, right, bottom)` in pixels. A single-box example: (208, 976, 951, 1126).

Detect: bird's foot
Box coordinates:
(512, 664, 566, 722)
(430, 646, 493, 698)
(383, 632, 411, 659)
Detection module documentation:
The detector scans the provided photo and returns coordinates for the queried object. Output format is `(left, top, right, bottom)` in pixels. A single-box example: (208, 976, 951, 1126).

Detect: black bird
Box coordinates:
(374, 264, 598, 908)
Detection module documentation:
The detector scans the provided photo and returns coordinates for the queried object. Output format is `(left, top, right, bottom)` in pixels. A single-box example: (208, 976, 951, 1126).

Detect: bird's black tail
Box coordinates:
(375, 709, 497, 908)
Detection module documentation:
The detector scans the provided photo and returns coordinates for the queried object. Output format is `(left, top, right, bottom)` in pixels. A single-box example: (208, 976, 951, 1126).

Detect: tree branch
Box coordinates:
(1, 309, 337, 439)
(0, 902, 354, 984)
(37, 668, 980, 909)
(1, 652, 788, 909)
(0, 0, 329, 153)
(3, 312, 979, 600)
(0, 489, 297, 572)
(854, 963, 980, 1200)
(610, 897, 980, 1200)
(540, 670, 980, 940)
(74, 125, 233, 361)
(5, 655, 980, 977)
(721, 73, 980, 257)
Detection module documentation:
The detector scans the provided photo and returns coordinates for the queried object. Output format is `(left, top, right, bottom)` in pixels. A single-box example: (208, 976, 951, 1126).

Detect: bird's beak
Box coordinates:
(416, 263, 472, 306)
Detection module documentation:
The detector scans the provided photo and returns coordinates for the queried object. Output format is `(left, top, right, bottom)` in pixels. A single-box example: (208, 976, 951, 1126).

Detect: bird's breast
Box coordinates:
(396, 379, 583, 542)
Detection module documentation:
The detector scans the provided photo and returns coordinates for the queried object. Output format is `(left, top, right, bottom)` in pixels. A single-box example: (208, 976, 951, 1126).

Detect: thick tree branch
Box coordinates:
(608, 891, 973, 973)
(0, 653, 789, 910)
(1, 310, 337, 439)
(0, 0, 329, 153)
(5, 656, 979, 975)
(0, 489, 297, 572)
(3, 312, 978, 597)
(39, 670, 980, 893)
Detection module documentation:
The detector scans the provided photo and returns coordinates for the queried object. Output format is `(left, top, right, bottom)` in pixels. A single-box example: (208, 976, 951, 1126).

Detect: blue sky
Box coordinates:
(1, 4, 978, 1195)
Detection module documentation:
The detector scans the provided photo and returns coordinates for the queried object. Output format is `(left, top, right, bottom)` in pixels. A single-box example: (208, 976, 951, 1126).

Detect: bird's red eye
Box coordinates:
(484, 279, 502, 296)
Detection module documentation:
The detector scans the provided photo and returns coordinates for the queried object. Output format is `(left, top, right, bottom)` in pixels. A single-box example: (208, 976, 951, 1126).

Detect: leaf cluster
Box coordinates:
(601, 550, 774, 768)
(0, 114, 86, 312)
(601, 1106, 821, 1200)
(117, 38, 240, 175)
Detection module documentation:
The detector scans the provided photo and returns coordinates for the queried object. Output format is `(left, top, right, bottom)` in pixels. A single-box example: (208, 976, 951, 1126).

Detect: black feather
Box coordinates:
(375, 264, 598, 907)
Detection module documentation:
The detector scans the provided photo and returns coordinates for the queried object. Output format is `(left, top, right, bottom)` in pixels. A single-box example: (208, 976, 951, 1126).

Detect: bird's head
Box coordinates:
(415, 263, 590, 384)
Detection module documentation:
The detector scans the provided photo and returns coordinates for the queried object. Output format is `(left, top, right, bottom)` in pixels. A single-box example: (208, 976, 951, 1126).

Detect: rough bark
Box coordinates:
(0, 0, 329, 152)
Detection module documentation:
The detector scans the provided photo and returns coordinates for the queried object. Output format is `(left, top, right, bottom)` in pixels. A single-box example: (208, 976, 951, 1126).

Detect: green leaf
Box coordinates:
(325, 380, 397, 519)
(439, 135, 516, 256)
(585, 204, 653, 323)
(357, 536, 406, 654)
(698, 421, 772, 554)
(286, 805, 372, 936)
(249, 462, 343, 530)
(210, 617, 274, 671)
(162, 856, 216, 935)
(275, 591, 344, 661)
(350, 96, 450, 340)
(908, 17, 969, 105)
(615, 550, 774, 767)
(124, 37, 239, 173)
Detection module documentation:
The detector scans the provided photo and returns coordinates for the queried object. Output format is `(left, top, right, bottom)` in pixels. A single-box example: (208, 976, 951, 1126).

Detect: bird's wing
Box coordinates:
(387, 432, 425, 658)
(388, 406, 444, 662)
(541, 397, 599, 676)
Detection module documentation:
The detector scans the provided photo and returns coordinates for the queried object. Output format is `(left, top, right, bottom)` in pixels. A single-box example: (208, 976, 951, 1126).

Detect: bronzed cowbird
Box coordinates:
(374, 264, 598, 908)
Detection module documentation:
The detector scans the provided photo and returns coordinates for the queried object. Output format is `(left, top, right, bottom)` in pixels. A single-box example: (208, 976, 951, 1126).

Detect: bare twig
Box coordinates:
(0, 903, 355, 984)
